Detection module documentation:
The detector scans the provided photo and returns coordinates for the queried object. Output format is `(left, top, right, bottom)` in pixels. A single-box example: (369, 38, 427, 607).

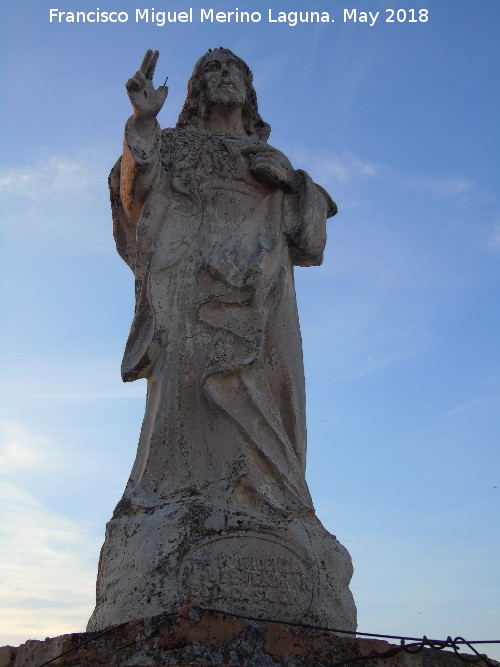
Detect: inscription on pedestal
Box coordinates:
(181, 535, 314, 610)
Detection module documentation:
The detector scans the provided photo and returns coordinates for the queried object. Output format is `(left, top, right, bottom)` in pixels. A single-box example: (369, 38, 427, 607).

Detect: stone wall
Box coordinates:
(1, 606, 496, 666)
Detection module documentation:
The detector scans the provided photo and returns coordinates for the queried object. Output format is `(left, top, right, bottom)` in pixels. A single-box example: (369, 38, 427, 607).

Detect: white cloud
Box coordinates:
(291, 145, 479, 201)
(406, 175, 474, 199)
(0, 152, 108, 201)
(287, 148, 380, 186)
(0, 355, 145, 403)
(0, 419, 106, 503)
(0, 483, 99, 645)
(320, 151, 379, 182)
(2, 389, 144, 401)
(0, 422, 54, 473)
(0, 148, 113, 249)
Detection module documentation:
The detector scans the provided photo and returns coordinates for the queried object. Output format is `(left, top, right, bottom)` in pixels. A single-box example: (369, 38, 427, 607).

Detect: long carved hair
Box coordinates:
(177, 48, 271, 141)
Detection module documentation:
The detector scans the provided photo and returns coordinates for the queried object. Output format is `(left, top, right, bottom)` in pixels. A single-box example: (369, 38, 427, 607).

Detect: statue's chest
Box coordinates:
(196, 134, 253, 180)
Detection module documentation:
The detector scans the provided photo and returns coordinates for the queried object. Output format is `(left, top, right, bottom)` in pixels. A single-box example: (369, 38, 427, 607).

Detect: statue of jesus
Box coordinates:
(88, 49, 355, 633)
(112, 48, 336, 513)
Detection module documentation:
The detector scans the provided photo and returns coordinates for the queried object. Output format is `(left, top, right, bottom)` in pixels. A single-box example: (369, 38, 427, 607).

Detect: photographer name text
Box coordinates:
(48, 7, 430, 27)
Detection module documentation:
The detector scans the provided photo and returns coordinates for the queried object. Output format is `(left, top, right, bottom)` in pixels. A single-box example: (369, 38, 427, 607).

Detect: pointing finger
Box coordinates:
(139, 49, 155, 76)
(139, 49, 153, 75)
(146, 50, 160, 80)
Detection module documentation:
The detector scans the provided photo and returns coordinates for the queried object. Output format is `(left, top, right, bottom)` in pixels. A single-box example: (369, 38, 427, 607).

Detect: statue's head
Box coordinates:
(177, 48, 271, 140)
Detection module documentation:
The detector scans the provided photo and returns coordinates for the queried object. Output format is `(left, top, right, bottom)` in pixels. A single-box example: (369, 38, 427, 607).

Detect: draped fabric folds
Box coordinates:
(110, 123, 335, 515)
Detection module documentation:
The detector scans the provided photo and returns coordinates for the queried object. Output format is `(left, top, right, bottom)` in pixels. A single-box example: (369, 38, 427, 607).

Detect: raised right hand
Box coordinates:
(125, 49, 168, 119)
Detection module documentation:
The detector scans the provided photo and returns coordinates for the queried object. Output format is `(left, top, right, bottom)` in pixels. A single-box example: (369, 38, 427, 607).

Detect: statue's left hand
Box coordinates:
(242, 146, 300, 192)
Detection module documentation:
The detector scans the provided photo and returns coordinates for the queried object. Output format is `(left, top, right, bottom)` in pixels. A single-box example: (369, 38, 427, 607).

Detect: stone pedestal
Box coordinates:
(87, 498, 356, 633)
(2, 606, 491, 667)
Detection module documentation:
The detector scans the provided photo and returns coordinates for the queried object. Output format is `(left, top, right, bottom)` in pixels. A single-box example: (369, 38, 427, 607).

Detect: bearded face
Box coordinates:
(201, 52, 247, 108)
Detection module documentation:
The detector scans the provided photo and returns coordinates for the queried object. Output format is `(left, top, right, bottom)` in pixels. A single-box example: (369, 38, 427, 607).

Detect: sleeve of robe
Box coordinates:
(109, 118, 164, 381)
(110, 117, 162, 272)
(284, 169, 337, 267)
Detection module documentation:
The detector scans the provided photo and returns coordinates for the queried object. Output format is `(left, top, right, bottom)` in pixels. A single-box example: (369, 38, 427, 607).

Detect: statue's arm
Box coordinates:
(286, 171, 337, 267)
(243, 144, 336, 266)
(120, 50, 168, 226)
(120, 116, 162, 225)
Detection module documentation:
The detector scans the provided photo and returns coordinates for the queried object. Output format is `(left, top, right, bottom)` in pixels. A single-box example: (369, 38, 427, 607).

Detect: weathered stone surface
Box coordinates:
(88, 48, 355, 631)
(1, 607, 495, 666)
(88, 498, 354, 631)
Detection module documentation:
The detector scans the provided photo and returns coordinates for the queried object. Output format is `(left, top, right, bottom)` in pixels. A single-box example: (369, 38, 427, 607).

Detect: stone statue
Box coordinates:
(88, 49, 356, 633)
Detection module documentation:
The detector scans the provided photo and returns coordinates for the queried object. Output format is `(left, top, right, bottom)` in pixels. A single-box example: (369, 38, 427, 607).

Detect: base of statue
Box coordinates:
(2, 606, 480, 666)
(87, 497, 356, 633)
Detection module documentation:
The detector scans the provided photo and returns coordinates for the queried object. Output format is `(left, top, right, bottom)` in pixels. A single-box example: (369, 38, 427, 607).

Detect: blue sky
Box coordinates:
(1, 0, 499, 658)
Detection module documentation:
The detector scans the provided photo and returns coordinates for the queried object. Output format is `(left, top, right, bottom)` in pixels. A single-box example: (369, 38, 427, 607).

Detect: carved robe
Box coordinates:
(110, 121, 335, 514)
